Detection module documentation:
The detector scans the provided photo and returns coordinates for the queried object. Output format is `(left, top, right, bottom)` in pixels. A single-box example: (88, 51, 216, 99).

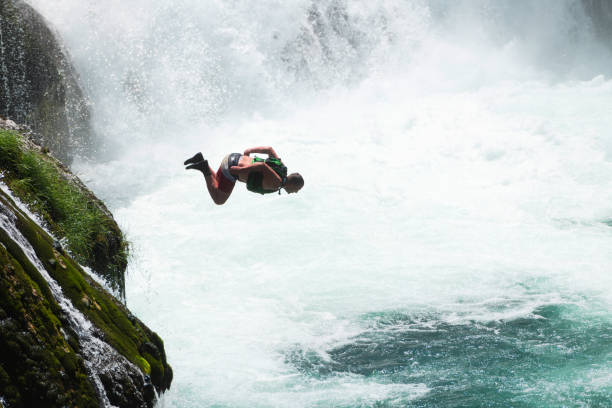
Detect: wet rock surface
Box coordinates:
(0, 131, 172, 406)
(0, 0, 92, 163)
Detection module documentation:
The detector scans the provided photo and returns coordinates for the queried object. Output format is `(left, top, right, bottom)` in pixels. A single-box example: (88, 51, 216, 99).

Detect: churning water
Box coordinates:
(27, 0, 612, 406)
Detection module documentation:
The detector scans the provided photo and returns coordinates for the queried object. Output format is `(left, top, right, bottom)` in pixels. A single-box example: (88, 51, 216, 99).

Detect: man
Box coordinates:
(184, 146, 304, 205)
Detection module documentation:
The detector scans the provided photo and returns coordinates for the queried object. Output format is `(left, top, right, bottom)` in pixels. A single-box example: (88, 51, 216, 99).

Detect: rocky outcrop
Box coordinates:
(0, 120, 127, 296)
(0, 127, 172, 407)
(0, 3, 174, 404)
(0, 0, 92, 164)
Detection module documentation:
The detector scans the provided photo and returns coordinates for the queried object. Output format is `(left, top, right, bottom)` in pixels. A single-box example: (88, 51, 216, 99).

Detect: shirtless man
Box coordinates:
(184, 146, 304, 205)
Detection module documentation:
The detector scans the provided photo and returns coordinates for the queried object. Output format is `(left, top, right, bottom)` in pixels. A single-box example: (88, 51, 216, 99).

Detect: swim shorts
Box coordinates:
(217, 153, 241, 194)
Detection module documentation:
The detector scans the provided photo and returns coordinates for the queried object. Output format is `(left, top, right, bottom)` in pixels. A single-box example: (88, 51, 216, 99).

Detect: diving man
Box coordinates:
(184, 146, 304, 205)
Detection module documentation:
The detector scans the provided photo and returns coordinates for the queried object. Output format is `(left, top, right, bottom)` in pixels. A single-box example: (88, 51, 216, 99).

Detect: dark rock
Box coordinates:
(98, 361, 149, 408)
(143, 375, 156, 407)
(0, 0, 93, 163)
(0, 132, 172, 407)
(140, 341, 161, 360)
(52, 239, 64, 254)
(1, 129, 129, 297)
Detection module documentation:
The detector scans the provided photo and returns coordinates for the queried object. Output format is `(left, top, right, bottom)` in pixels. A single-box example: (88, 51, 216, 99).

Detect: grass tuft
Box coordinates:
(0, 129, 128, 296)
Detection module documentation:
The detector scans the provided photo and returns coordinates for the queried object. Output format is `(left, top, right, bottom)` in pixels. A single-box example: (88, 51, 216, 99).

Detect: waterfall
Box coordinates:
(24, 1, 612, 406)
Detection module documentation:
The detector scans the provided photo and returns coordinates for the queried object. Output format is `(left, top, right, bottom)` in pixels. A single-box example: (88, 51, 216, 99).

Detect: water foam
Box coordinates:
(25, 0, 612, 406)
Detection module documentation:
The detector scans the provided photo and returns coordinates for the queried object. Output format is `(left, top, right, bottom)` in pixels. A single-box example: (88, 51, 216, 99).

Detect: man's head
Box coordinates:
(284, 173, 304, 194)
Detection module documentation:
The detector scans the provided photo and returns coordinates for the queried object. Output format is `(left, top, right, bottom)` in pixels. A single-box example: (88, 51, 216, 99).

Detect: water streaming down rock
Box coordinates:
(0, 184, 162, 407)
(0, 125, 172, 406)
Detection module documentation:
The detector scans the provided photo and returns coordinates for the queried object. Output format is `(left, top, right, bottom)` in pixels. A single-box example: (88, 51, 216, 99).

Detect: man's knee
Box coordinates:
(213, 193, 229, 205)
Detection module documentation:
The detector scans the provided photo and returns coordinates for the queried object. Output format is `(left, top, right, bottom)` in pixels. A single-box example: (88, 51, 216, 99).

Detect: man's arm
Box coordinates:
(230, 161, 267, 178)
(230, 162, 282, 188)
(243, 146, 278, 158)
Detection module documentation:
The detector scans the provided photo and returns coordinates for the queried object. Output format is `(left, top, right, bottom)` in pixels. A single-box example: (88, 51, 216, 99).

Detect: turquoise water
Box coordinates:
(290, 304, 612, 407)
(27, 0, 612, 406)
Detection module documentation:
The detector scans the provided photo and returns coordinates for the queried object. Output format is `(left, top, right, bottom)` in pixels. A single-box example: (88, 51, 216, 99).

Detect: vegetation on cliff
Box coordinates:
(0, 128, 127, 295)
(0, 1, 173, 404)
(0, 129, 172, 406)
(0, 221, 99, 407)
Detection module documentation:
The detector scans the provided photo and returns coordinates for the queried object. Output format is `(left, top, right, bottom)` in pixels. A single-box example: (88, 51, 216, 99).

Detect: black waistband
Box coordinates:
(229, 153, 242, 168)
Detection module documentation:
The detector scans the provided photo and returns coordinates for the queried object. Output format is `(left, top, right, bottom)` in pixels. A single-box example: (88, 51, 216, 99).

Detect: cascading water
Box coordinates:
(0, 183, 145, 408)
(25, 0, 612, 406)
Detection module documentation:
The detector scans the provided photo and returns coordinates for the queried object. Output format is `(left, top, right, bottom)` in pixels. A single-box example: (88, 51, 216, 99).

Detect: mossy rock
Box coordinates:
(0, 231, 99, 407)
(0, 187, 172, 406)
(0, 129, 127, 295)
(0, 129, 172, 405)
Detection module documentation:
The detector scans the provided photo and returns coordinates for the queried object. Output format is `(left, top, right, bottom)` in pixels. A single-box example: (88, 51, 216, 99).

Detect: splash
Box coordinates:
(25, 0, 612, 406)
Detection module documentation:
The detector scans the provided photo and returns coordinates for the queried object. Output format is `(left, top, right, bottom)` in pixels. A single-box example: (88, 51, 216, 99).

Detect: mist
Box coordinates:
(27, 1, 612, 406)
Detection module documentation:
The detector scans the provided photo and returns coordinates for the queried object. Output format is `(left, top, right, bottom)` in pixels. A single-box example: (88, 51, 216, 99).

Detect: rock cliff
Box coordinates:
(0, 0, 92, 164)
(0, 126, 172, 407)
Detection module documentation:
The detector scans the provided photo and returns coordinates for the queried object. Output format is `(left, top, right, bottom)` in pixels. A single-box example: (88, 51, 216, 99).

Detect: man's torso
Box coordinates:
(231, 155, 281, 191)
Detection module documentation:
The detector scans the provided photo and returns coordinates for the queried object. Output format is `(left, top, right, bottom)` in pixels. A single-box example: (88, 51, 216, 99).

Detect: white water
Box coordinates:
(27, 1, 612, 406)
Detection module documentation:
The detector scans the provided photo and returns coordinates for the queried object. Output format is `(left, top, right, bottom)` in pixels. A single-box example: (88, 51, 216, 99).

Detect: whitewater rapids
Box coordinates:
(27, 1, 612, 406)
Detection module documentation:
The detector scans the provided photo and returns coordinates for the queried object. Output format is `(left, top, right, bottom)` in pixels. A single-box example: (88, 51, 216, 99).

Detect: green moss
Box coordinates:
(0, 214, 59, 318)
(0, 129, 128, 295)
(1, 188, 172, 393)
(143, 352, 165, 385)
(136, 355, 152, 375)
(0, 130, 172, 398)
(0, 129, 22, 170)
(0, 237, 99, 408)
(59, 352, 79, 376)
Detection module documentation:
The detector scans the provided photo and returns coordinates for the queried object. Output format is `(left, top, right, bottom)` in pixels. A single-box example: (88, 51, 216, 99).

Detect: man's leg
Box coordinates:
(185, 155, 233, 205)
(204, 166, 232, 205)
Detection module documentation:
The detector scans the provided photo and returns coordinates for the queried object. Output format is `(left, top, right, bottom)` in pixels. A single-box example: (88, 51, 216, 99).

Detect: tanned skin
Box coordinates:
(197, 146, 297, 205)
